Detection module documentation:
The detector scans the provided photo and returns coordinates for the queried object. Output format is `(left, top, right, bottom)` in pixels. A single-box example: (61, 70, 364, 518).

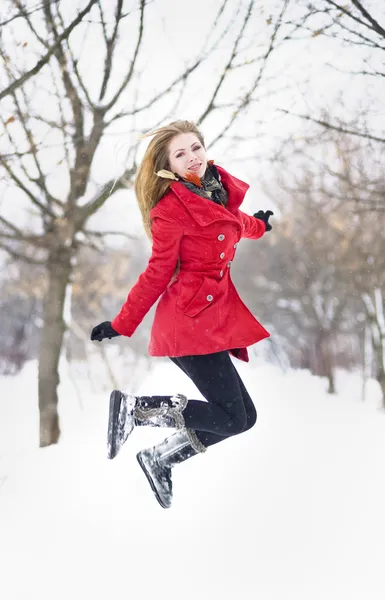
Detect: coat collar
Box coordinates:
(168, 165, 250, 227)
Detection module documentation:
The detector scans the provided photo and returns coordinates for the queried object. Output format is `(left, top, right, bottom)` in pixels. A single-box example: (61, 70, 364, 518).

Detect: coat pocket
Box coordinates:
(183, 277, 218, 318)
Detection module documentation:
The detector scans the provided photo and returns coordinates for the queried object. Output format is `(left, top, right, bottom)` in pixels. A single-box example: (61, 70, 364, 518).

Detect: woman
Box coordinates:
(91, 120, 273, 509)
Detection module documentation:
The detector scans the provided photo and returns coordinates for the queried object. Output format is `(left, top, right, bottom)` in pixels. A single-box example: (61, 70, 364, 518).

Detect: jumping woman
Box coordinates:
(91, 120, 273, 508)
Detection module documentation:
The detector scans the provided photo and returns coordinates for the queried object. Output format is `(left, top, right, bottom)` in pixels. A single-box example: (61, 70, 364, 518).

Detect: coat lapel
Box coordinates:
(215, 165, 250, 212)
(169, 165, 249, 227)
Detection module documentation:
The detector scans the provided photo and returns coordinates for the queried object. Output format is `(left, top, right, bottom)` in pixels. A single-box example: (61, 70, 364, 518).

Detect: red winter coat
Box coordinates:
(111, 165, 270, 362)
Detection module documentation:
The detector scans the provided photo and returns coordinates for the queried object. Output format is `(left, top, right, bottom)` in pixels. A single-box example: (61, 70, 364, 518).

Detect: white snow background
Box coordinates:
(0, 356, 384, 600)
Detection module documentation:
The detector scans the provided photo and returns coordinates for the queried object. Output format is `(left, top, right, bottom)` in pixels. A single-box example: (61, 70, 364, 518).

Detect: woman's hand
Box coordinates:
(253, 210, 274, 231)
(90, 321, 121, 342)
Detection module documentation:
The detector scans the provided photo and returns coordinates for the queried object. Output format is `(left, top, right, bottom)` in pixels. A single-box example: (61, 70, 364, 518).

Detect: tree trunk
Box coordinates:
(375, 362, 385, 411)
(38, 248, 72, 447)
(379, 376, 385, 411)
(377, 340, 385, 411)
(326, 371, 336, 395)
(313, 330, 336, 394)
(371, 329, 385, 411)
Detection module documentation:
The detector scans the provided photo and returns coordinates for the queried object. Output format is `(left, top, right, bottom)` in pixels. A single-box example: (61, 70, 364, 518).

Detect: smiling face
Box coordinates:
(167, 132, 207, 179)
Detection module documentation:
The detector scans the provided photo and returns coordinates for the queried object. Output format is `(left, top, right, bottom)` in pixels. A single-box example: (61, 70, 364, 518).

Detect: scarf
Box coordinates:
(180, 163, 228, 208)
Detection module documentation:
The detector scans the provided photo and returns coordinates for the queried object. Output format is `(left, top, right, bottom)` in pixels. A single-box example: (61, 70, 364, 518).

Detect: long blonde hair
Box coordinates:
(134, 120, 205, 238)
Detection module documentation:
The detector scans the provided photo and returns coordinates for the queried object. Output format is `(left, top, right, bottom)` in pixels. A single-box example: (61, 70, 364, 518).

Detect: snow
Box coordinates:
(0, 358, 385, 600)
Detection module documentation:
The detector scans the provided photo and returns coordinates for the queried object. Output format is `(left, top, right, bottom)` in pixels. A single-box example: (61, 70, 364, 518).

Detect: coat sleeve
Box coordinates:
(238, 210, 266, 239)
(111, 216, 183, 337)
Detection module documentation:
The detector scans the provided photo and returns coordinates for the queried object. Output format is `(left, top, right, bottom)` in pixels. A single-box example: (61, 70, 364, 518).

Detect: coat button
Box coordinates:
(206, 294, 213, 302)
(220, 252, 225, 259)
(218, 234, 225, 241)
(220, 270, 223, 277)
(227, 261, 232, 268)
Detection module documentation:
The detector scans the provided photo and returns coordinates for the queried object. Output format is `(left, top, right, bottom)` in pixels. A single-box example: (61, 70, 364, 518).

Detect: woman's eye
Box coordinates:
(176, 153, 183, 158)
(193, 145, 201, 151)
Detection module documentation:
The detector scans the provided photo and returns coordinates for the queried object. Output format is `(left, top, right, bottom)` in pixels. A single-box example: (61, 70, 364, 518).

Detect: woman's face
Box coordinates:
(167, 132, 207, 179)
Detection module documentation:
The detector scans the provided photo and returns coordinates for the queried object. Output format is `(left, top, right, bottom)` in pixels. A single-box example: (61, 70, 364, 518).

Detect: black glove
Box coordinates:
(253, 209, 274, 232)
(90, 321, 121, 342)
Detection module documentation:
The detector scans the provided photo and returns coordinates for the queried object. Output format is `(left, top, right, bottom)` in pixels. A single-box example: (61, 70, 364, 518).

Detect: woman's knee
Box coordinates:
(243, 405, 257, 432)
(224, 412, 247, 435)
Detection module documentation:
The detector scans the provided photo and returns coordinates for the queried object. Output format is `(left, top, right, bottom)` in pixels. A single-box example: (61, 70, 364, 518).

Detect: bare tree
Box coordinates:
(236, 187, 359, 394)
(331, 149, 385, 403)
(0, 0, 98, 101)
(253, 131, 385, 403)
(279, 1, 385, 145)
(0, 0, 292, 446)
(270, 0, 385, 164)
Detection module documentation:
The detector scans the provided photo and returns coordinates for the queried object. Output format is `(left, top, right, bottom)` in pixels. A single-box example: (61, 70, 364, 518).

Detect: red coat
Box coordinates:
(111, 165, 270, 362)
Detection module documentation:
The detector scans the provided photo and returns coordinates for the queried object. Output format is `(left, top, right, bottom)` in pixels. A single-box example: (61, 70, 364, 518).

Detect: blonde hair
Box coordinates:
(134, 120, 205, 238)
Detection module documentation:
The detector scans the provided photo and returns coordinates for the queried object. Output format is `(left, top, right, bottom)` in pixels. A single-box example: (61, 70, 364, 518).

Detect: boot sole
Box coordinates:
(107, 390, 122, 460)
(136, 453, 170, 509)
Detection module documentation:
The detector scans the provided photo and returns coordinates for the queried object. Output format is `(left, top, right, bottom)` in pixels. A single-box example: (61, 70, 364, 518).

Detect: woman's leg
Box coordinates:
(135, 352, 257, 508)
(107, 351, 257, 458)
(170, 351, 257, 447)
(235, 370, 257, 433)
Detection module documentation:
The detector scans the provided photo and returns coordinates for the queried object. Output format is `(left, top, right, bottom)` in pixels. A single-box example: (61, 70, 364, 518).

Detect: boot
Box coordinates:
(136, 428, 207, 509)
(107, 390, 136, 460)
(106, 390, 188, 460)
(133, 393, 188, 429)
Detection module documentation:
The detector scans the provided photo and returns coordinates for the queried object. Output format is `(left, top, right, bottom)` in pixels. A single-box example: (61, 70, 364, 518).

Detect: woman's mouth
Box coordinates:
(188, 164, 202, 172)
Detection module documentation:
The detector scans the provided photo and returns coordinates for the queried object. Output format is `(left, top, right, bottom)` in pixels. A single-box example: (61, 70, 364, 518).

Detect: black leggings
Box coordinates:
(169, 351, 257, 448)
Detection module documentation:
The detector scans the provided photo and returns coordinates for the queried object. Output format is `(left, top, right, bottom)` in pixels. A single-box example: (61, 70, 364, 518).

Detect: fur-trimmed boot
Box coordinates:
(136, 428, 206, 509)
(107, 390, 188, 460)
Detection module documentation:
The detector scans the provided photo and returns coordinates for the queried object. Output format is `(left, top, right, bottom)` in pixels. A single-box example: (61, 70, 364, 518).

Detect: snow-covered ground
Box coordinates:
(0, 357, 384, 600)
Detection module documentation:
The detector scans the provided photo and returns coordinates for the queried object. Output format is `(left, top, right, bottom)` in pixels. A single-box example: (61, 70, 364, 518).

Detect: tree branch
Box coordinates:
(206, 0, 291, 147)
(106, 55, 205, 124)
(0, 1, 42, 27)
(43, 2, 103, 208)
(103, 0, 146, 112)
(43, 1, 86, 149)
(83, 228, 138, 241)
(0, 0, 97, 101)
(197, 0, 254, 125)
(0, 155, 56, 217)
(53, 3, 96, 109)
(0, 240, 46, 264)
(0, 214, 27, 238)
(98, 0, 123, 101)
(76, 167, 136, 226)
(323, 0, 379, 33)
(277, 108, 385, 144)
(10, 83, 62, 208)
(11, 0, 47, 47)
(349, 0, 385, 38)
